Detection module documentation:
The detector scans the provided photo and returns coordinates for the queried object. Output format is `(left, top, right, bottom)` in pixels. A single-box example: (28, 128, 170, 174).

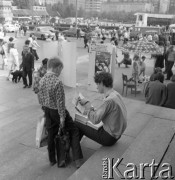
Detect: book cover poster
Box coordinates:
(95, 51, 111, 74)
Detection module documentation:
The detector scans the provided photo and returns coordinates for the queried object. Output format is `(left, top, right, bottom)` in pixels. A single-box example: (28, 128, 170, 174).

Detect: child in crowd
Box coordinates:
(132, 54, 140, 83)
(139, 56, 146, 77)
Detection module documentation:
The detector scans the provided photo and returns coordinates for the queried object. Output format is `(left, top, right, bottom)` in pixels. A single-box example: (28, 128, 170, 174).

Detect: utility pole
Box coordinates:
(32, 0, 34, 23)
(75, 0, 78, 29)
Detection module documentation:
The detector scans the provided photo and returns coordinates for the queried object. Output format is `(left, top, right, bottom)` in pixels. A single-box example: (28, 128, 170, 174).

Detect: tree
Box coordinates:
(12, 0, 32, 9)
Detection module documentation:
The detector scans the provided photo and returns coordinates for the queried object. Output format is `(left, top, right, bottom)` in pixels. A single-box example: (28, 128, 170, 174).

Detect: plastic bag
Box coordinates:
(36, 115, 48, 148)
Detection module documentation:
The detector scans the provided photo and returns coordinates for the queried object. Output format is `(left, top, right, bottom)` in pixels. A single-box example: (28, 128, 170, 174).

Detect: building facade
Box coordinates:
(0, 0, 13, 22)
(36, 0, 63, 6)
(159, 0, 170, 14)
(68, 0, 85, 10)
(101, 2, 154, 13)
(169, 0, 175, 14)
(85, 0, 102, 13)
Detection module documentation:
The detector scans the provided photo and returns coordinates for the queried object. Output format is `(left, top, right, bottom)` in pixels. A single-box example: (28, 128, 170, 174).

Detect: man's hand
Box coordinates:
(78, 97, 89, 106)
(60, 117, 65, 128)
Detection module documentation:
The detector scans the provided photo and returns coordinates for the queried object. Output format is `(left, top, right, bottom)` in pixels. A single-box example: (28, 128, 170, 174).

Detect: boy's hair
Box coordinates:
(94, 72, 113, 88)
(42, 58, 48, 66)
(47, 57, 63, 69)
(142, 56, 146, 59)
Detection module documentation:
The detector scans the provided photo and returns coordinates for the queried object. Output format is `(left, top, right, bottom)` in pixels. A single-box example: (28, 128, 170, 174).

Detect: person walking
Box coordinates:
(21, 45, 34, 88)
(6, 43, 19, 80)
(1, 39, 8, 70)
(28, 34, 33, 53)
(32, 36, 40, 61)
(38, 57, 83, 168)
(166, 45, 175, 80)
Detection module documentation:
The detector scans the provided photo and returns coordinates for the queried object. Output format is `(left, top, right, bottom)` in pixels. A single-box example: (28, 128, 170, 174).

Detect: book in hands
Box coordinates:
(75, 113, 103, 130)
(72, 92, 88, 115)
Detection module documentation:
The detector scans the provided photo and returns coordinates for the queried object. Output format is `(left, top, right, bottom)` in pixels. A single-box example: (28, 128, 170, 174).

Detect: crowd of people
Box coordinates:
(0, 30, 128, 169)
(1, 22, 175, 170)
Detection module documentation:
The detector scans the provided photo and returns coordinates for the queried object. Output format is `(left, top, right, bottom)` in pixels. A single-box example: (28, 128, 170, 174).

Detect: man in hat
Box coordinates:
(21, 45, 34, 88)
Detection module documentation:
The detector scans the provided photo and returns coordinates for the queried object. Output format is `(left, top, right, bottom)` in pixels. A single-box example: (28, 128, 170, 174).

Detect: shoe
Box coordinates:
(28, 85, 31, 88)
(23, 85, 28, 88)
(50, 161, 56, 166)
(75, 159, 82, 169)
(58, 160, 66, 168)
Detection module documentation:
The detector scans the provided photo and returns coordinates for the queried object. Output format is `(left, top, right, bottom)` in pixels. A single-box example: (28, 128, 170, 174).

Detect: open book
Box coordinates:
(72, 92, 87, 115)
(75, 111, 103, 130)
(73, 92, 103, 130)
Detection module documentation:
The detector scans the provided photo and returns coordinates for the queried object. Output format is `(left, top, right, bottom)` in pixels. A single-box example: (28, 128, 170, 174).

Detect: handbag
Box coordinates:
(55, 127, 70, 167)
(36, 115, 48, 148)
(124, 58, 132, 65)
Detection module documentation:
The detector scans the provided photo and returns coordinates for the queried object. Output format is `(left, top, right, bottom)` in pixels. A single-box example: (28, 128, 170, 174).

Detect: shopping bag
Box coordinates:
(36, 115, 48, 148)
(55, 128, 70, 167)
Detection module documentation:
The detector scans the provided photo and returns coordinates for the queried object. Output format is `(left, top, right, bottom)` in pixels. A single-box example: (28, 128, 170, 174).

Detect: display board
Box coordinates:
(88, 43, 116, 91)
(58, 41, 77, 88)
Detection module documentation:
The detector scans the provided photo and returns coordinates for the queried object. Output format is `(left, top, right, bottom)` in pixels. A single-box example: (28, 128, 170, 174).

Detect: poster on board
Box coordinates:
(88, 43, 115, 92)
(95, 51, 111, 74)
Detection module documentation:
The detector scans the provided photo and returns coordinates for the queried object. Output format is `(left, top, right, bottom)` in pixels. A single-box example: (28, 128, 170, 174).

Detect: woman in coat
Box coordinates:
(164, 75, 175, 109)
(6, 43, 19, 80)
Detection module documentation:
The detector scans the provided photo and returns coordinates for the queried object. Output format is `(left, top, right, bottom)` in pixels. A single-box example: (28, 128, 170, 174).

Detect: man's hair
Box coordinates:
(154, 67, 162, 74)
(47, 57, 63, 69)
(94, 72, 113, 88)
(25, 40, 30, 45)
(171, 75, 175, 82)
(154, 72, 164, 83)
(9, 37, 14, 42)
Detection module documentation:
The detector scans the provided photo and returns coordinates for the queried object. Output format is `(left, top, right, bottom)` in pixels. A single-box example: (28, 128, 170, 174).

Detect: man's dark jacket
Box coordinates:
(21, 51, 34, 71)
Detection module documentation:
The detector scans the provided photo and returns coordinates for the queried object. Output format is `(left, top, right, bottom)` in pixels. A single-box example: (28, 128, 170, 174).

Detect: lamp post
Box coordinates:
(75, 0, 78, 29)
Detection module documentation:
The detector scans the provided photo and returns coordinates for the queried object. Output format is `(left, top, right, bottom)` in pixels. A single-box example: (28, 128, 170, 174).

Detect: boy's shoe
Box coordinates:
(75, 159, 83, 169)
(23, 85, 28, 88)
(28, 85, 31, 88)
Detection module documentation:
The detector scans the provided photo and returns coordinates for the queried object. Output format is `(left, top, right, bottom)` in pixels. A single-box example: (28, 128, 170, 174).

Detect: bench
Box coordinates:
(67, 98, 175, 180)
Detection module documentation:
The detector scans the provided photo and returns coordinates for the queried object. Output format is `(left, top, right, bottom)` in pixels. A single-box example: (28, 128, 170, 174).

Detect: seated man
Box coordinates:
(118, 51, 132, 68)
(164, 75, 175, 109)
(145, 72, 167, 106)
(75, 72, 127, 146)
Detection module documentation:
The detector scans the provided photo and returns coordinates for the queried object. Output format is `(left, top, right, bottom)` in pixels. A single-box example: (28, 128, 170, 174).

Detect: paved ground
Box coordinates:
(0, 35, 175, 180)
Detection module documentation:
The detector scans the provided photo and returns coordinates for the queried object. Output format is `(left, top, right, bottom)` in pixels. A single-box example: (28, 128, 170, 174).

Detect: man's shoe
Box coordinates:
(50, 161, 56, 166)
(58, 160, 66, 168)
(28, 85, 31, 88)
(23, 85, 28, 88)
(75, 159, 82, 169)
